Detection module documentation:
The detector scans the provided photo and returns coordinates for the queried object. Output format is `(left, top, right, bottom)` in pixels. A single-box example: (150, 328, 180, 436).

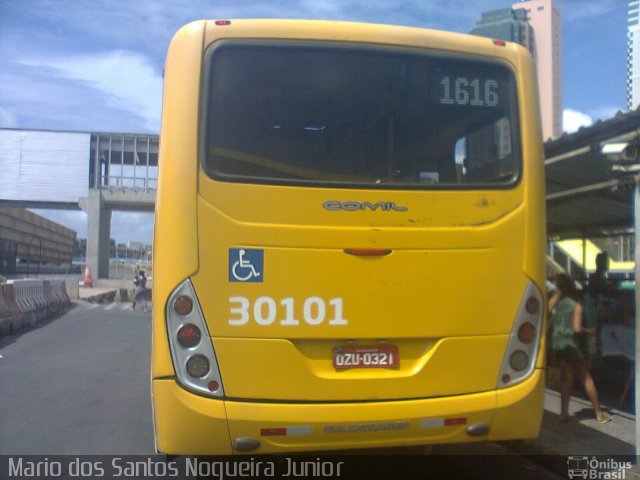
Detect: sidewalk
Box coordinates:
(536, 388, 636, 456)
(518, 388, 640, 478)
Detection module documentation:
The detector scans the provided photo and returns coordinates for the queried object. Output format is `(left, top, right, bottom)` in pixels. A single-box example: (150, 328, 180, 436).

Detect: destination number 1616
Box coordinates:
(229, 296, 348, 326)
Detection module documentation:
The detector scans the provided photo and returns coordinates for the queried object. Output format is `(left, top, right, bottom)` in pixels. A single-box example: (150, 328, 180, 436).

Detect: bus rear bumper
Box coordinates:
(152, 369, 543, 455)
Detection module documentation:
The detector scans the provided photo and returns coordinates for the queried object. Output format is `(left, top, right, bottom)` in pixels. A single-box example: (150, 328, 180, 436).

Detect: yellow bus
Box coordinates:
(152, 19, 547, 455)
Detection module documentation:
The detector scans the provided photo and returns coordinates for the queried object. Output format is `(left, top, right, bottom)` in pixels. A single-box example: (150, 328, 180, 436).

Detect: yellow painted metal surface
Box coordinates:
(152, 19, 546, 454)
(153, 371, 543, 454)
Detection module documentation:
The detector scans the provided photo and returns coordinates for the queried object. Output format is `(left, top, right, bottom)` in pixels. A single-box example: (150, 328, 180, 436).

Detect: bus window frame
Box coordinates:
(199, 39, 524, 191)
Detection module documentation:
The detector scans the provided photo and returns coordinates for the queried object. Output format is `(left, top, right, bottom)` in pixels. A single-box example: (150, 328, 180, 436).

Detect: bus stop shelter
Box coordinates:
(545, 109, 640, 239)
(543, 107, 640, 456)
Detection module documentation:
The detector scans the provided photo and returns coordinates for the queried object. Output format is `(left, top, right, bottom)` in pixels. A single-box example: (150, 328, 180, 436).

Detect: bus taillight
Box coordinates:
(517, 322, 536, 344)
(177, 324, 201, 348)
(498, 282, 544, 388)
(166, 279, 225, 398)
(174, 295, 193, 316)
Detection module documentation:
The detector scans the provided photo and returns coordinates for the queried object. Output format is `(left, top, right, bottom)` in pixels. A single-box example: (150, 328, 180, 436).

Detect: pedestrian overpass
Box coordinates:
(0, 129, 157, 279)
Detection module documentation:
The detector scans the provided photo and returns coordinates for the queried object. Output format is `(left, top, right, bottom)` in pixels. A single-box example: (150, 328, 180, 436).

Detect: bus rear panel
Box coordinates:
(152, 19, 546, 455)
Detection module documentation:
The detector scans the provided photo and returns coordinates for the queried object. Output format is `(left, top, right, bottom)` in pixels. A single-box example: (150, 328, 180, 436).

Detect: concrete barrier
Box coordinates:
(49, 280, 71, 309)
(10, 280, 39, 312)
(43, 281, 57, 310)
(1, 284, 22, 317)
(35, 281, 47, 309)
(0, 284, 12, 318)
(0, 279, 72, 336)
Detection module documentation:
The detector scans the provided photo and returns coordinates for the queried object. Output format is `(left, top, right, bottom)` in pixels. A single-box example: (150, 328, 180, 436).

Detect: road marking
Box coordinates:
(105, 303, 117, 310)
(121, 304, 132, 311)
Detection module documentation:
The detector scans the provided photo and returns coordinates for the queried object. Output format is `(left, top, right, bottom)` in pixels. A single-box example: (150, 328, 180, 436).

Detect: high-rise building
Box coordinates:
(470, 8, 535, 54)
(628, 0, 640, 110)
(470, 0, 563, 140)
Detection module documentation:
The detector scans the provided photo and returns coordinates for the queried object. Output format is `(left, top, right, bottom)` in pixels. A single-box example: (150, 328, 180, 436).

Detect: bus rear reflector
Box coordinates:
(260, 426, 313, 436)
(215, 20, 231, 26)
(261, 428, 287, 437)
(443, 417, 468, 427)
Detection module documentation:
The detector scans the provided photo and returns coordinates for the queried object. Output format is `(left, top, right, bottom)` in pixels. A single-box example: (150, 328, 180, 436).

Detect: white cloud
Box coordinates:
(588, 105, 622, 122)
(20, 50, 163, 132)
(562, 0, 617, 22)
(111, 212, 154, 245)
(563, 109, 593, 134)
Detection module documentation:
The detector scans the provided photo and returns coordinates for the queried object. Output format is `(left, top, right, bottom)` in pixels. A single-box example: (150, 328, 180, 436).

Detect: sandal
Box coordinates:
(596, 412, 612, 424)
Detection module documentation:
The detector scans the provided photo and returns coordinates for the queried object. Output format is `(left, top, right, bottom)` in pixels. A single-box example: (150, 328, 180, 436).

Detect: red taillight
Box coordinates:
(493, 39, 507, 47)
(215, 20, 231, 26)
(518, 322, 536, 343)
(177, 324, 201, 348)
(344, 249, 392, 256)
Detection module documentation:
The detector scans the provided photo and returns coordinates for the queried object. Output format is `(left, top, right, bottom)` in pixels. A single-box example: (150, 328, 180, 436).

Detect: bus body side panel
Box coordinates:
(153, 379, 232, 455)
(152, 21, 205, 379)
(515, 44, 548, 370)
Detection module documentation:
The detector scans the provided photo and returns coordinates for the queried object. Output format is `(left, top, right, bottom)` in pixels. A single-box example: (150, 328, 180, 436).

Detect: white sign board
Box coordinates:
(0, 129, 90, 203)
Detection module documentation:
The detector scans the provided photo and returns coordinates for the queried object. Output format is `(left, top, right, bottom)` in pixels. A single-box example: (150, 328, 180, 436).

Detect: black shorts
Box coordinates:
(555, 345, 584, 363)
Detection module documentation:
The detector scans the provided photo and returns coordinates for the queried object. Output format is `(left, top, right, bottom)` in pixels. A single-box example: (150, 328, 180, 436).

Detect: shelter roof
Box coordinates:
(545, 108, 640, 238)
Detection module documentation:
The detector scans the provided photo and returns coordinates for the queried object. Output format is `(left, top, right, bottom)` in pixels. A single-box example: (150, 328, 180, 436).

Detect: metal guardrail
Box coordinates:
(101, 175, 157, 191)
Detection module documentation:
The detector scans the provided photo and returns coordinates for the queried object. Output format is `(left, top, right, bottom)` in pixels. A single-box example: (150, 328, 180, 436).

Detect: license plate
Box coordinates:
(333, 344, 399, 370)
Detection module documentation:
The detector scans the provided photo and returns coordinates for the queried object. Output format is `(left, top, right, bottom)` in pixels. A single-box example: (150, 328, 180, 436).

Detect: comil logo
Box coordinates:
(323, 200, 408, 212)
(567, 456, 633, 479)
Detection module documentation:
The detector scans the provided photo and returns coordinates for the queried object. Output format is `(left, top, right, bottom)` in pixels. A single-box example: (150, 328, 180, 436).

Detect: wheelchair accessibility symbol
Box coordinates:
(229, 248, 264, 282)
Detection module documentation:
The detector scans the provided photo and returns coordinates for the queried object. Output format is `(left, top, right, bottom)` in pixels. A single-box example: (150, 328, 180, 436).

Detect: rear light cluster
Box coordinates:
(166, 279, 224, 397)
(498, 281, 544, 388)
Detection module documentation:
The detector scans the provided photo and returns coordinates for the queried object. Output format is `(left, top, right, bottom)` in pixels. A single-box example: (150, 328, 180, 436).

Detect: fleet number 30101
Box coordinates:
(229, 296, 348, 326)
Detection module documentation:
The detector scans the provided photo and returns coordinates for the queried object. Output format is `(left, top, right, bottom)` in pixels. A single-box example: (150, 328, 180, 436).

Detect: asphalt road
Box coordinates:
(0, 302, 155, 455)
(0, 302, 564, 479)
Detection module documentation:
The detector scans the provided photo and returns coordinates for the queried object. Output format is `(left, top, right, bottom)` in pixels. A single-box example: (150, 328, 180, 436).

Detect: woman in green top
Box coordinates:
(549, 274, 611, 424)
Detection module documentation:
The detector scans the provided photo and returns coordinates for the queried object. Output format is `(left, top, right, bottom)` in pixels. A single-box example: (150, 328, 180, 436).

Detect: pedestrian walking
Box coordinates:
(133, 270, 148, 312)
(548, 273, 611, 424)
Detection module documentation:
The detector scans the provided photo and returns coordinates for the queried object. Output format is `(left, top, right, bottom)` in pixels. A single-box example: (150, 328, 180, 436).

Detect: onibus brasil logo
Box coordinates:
(567, 456, 633, 479)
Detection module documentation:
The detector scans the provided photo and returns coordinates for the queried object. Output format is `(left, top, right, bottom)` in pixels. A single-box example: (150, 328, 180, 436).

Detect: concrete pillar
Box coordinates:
(79, 190, 112, 279)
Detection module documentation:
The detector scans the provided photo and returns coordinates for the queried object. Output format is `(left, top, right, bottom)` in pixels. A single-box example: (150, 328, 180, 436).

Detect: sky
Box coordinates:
(0, 0, 628, 245)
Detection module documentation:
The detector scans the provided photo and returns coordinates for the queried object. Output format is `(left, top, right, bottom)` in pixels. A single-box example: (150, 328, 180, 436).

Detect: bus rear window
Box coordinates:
(202, 42, 521, 189)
